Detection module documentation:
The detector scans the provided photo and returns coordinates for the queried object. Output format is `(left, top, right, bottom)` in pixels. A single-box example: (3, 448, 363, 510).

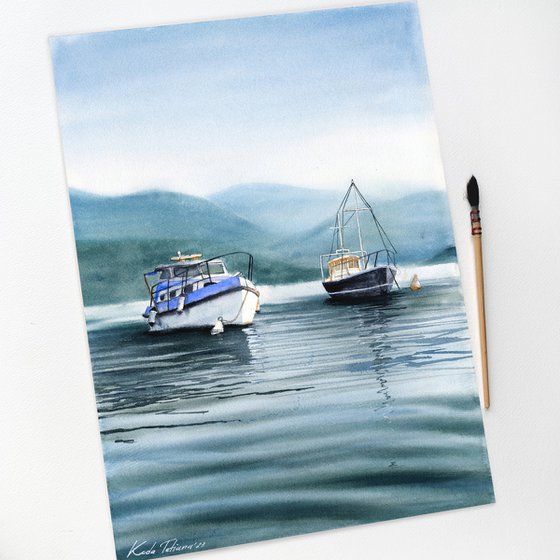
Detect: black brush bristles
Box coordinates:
(467, 175, 480, 208)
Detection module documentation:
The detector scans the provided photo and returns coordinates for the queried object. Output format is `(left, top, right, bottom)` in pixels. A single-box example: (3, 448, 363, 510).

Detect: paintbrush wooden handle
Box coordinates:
(473, 234, 490, 409)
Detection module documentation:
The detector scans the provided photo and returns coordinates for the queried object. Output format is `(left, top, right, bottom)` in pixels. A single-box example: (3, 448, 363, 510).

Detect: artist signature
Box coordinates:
(127, 538, 206, 557)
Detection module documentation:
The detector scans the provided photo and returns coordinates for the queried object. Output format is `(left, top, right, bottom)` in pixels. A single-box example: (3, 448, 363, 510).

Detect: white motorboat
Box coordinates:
(143, 252, 259, 333)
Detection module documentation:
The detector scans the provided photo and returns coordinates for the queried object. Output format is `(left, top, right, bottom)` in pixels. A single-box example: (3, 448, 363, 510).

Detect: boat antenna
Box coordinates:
(329, 180, 397, 256)
(353, 181, 365, 255)
(330, 183, 354, 253)
(353, 181, 397, 255)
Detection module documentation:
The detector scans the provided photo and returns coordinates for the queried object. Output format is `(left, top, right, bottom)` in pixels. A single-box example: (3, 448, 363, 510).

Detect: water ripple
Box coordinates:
(87, 279, 493, 558)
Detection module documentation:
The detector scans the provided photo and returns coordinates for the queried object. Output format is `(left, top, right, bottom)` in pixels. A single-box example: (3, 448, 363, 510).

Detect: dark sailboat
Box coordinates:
(320, 181, 398, 300)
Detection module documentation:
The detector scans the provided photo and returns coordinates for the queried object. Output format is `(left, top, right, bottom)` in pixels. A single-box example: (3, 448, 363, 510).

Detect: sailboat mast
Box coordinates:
(335, 184, 352, 251)
(353, 183, 365, 256)
(337, 207, 344, 250)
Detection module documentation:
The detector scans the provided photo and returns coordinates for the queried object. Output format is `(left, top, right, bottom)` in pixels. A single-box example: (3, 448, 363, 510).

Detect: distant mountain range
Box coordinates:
(270, 189, 455, 265)
(69, 184, 457, 305)
(70, 188, 267, 247)
(208, 183, 342, 235)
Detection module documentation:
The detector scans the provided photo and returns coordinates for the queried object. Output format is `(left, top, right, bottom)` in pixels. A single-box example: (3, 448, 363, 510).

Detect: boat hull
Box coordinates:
(148, 280, 259, 333)
(322, 266, 396, 300)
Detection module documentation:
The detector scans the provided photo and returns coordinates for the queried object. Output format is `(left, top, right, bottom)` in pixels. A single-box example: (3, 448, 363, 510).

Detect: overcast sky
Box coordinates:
(51, 2, 446, 197)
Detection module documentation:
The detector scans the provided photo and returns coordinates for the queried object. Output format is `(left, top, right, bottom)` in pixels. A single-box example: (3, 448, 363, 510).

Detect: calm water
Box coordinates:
(86, 278, 494, 559)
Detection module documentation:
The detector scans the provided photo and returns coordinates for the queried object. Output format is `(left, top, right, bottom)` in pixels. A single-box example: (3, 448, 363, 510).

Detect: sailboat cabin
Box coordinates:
(327, 254, 361, 281)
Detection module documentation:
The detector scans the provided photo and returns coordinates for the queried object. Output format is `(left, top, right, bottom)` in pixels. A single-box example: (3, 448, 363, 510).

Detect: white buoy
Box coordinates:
(210, 317, 224, 335)
(410, 274, 421, 292)
(148, 308, 157, 326)
(177, 295, 185, 313)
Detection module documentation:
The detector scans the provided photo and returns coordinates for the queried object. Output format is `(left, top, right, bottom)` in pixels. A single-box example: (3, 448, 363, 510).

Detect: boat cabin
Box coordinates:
(327, 254, 361, 281)
(145, 258, 231, 308)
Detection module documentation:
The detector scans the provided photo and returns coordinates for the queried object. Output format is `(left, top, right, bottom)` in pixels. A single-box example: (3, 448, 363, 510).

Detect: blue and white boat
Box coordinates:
(142, 252, 260, 333)
(320, 181, 399, 300)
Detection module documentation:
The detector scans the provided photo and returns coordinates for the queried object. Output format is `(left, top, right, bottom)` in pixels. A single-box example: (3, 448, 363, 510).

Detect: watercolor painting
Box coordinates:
(50, 2, 494, 558)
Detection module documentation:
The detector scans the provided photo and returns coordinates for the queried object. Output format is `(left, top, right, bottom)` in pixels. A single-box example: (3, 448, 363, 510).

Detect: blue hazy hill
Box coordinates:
(211, 185, 455, 264)
(208, 183, 341, 234)
(70, 188, 266, 244)
(69, 185, 456, 305)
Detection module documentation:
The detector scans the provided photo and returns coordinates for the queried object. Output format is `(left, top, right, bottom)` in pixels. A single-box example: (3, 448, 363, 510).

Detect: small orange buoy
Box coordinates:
(410, 274, 421, 292)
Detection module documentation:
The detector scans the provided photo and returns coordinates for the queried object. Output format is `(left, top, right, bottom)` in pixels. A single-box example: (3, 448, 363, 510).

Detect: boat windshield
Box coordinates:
(207, 261, 226, 275)
(171, 265, 203, 279)
(157, 261, 227, 281)
(158, 268, 173, 280)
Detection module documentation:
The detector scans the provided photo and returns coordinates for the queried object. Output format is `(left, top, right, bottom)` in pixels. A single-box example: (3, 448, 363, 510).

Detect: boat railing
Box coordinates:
(320, 249, 396, 280)
(363, 249, 397, 269)
(145, 251, 254, 307)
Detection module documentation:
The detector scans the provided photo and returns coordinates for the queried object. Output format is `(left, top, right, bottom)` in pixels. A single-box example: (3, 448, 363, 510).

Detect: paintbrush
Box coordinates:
(467, 176, 490, 409)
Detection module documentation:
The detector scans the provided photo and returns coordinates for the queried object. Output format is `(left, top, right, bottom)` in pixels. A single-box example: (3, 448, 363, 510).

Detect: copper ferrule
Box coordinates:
(470, 209, 482, 235)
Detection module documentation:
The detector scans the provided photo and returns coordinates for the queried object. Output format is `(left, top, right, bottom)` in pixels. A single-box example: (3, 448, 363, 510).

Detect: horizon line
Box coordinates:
(68, 180, 447, 199)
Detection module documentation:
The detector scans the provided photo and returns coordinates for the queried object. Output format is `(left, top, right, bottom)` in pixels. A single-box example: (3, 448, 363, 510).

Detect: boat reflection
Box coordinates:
(92, 323, 259, 416)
